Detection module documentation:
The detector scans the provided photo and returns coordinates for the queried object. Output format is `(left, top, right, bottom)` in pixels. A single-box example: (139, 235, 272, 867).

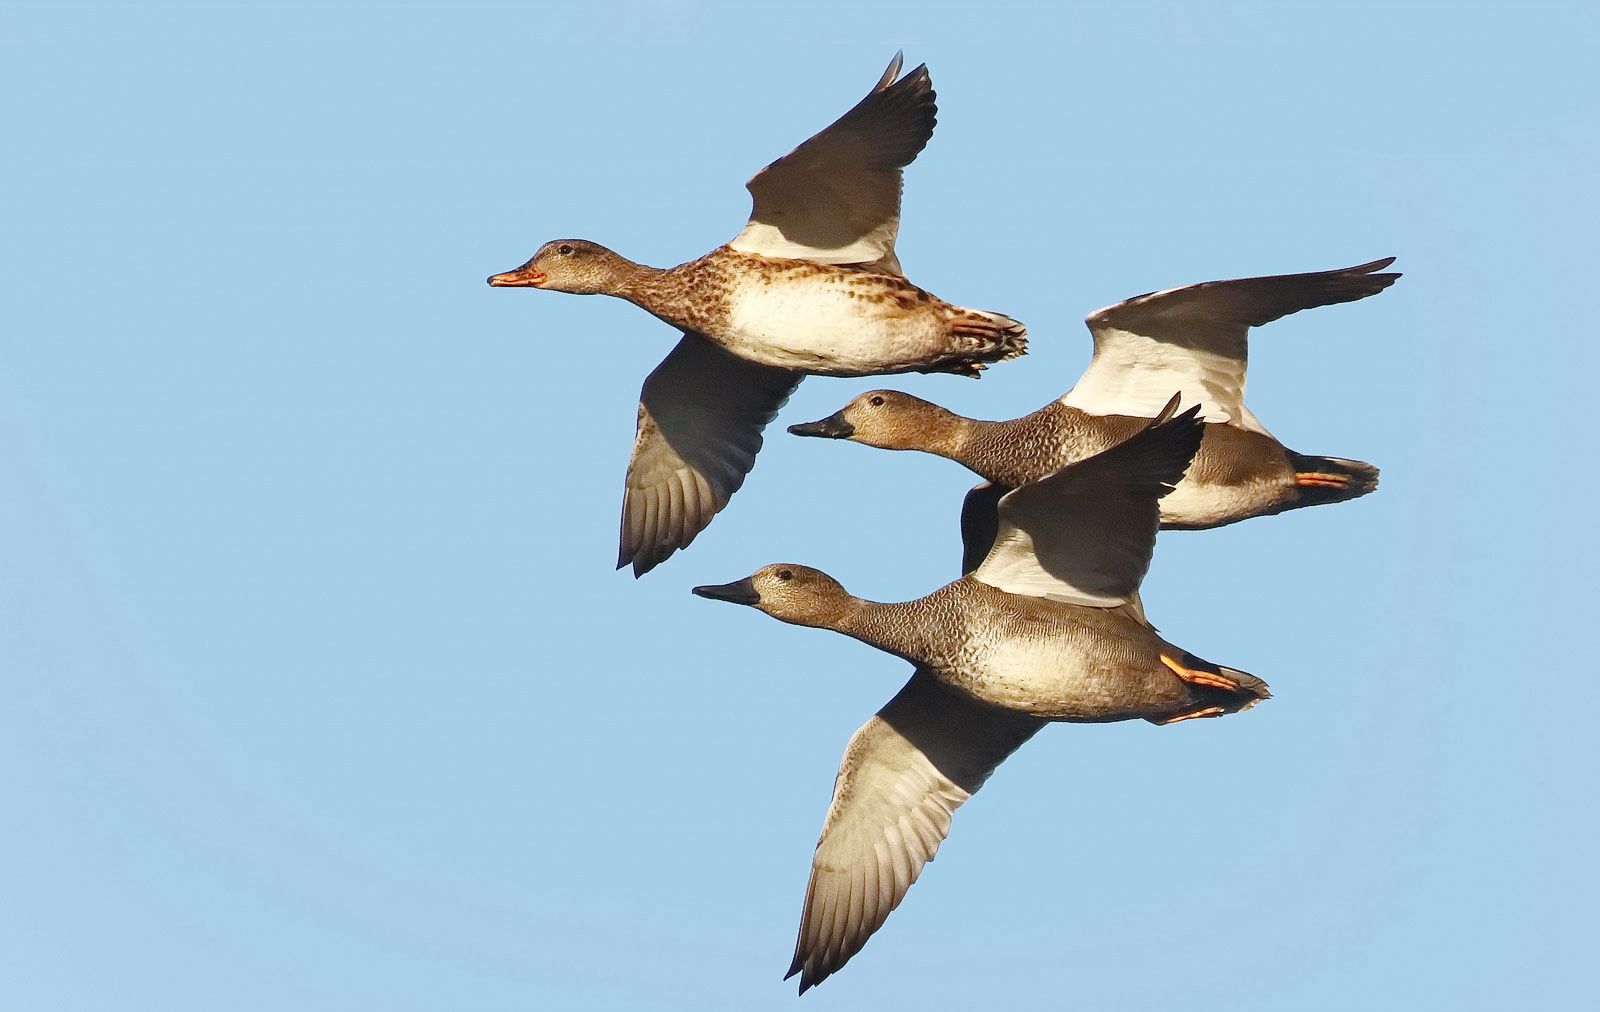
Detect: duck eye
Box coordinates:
(556, 244, 574, 256)
(776, 569, 794, 581)
(869, 395, 885, 407)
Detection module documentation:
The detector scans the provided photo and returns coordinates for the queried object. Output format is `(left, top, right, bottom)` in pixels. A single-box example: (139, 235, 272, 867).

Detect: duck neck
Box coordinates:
(885, 407, 980, 463)
(954, 402, 1080, 486)
(605, 260, 673, 306)
(942, 415, 1009, 467)
(834, 598, 937, 665)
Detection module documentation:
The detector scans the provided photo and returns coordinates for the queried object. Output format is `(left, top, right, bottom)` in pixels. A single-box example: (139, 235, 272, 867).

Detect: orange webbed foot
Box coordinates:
(1160, 653, 1239, 691)
(1155, 706, 1226, 725)
(1295, 471, 1350, 488)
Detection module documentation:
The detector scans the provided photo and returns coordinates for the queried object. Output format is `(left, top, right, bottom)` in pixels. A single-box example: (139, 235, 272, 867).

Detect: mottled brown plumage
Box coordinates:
(502, 243, 1024, 378)
(486, 56, 1026, 575)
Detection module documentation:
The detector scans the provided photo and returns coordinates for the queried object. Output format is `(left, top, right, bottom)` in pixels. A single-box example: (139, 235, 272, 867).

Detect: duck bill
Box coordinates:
(787, 411, 854, 439)
(691, 578, 761, 605)
(487, 265, 546, 287)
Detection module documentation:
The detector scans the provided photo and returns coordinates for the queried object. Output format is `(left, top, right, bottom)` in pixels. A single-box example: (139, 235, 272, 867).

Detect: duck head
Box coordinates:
(693, 564, 857, 629)
(788, 389, 954, 450)
(487, 239, 641, 295)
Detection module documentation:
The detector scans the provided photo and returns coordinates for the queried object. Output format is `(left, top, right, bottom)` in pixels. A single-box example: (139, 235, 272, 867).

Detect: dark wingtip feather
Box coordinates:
(1151, 391, 1183, 424)
(1357, 256, 1397, 271)
(1343, 255, 1402, 294)
(1126, 399, 1205, 490)
(874, 52, 905, 91)
(617, 534, 673, 578)
(787, 944, 835, 995)
(1305, 256, 1404, 307)
(787, 965, 825, 996)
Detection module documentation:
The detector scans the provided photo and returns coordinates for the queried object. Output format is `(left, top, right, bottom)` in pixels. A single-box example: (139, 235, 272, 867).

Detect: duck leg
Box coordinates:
(1152, 706, 1226, 725)
(1150, 654, 1270, 726)
(1284, 452, 1380, 507)
(1159, 653, 1240, 691)
(1295, 471, 1352, 488)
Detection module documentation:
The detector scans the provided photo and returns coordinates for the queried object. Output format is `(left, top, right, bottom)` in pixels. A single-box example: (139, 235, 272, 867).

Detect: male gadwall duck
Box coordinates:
(791, 259, 1396, 568)
(694, 401, 1268, 992)
(488, 55, 1026, 576)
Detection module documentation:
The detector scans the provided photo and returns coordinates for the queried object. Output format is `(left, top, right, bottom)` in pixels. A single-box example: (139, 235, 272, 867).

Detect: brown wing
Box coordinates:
(619, 335, 800, 576)
(728, 55, 936, 270)
(972, 398, 1203, 605)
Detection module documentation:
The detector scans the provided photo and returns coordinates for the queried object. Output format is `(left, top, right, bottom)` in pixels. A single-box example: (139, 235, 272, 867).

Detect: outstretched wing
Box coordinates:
(1063, 258, 1399, 432)
(972, 398, 1203, 605)
(788, 672, 1045, 994)
(619, 335, 800, 576)
(728, 55, 936, 271)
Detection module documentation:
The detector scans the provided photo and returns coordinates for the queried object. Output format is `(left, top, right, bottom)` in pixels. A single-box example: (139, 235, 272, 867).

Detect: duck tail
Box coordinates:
(1287, 452, 1380, 509)
(1214, 666, 1271, 712)
(933, 308, 1028, 377)
(972, 309, 1029, 362)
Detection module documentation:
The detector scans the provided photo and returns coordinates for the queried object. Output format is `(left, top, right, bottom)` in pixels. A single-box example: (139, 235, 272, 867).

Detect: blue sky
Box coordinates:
(4, 2, 1596, 1009)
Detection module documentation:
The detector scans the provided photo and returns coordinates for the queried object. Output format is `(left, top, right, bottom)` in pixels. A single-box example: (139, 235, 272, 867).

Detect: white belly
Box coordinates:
(942, 638, 1153, 720)
(1158, 478, 1246, 527)
(719, 278, 936, 375)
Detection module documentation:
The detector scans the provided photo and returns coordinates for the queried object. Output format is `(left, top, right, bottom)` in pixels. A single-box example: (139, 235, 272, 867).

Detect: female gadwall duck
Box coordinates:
(694, 402, 1268, 992)
(488, 56, 1026, 576)
(791, 259, 1396, 568)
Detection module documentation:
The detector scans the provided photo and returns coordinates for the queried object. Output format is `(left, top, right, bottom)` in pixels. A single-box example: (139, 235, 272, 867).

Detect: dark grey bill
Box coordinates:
(691, 578, 761, 605)
(787, 412, 855, 439)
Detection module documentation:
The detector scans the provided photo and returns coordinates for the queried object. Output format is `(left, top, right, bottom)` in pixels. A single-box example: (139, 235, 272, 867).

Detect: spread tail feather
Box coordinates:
(969, 309, 1028, 362)
(1216, 666, 1271, 711)
(928, 308, 1028, 377)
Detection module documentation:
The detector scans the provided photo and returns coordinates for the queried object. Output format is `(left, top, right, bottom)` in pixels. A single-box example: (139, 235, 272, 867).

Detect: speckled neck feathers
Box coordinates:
(947, 403, 1141, 488)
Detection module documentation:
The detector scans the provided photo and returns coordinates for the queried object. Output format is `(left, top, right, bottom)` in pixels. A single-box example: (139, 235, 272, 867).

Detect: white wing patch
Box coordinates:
(730, 215, 902, 268)
(1062, 324, 1264, 434)
(1061, 260, 1401, 434)
(970, 526, 1127, 606)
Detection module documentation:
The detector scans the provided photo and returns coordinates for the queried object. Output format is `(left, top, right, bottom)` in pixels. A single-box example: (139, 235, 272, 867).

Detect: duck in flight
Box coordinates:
(488, 55, 1026, 575)
(694, 399, 1267, 992)
(791, 258, 1396, 570)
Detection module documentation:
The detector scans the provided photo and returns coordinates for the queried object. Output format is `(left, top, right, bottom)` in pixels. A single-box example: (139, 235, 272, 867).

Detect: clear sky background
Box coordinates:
(4, 2, 1596, 1009)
